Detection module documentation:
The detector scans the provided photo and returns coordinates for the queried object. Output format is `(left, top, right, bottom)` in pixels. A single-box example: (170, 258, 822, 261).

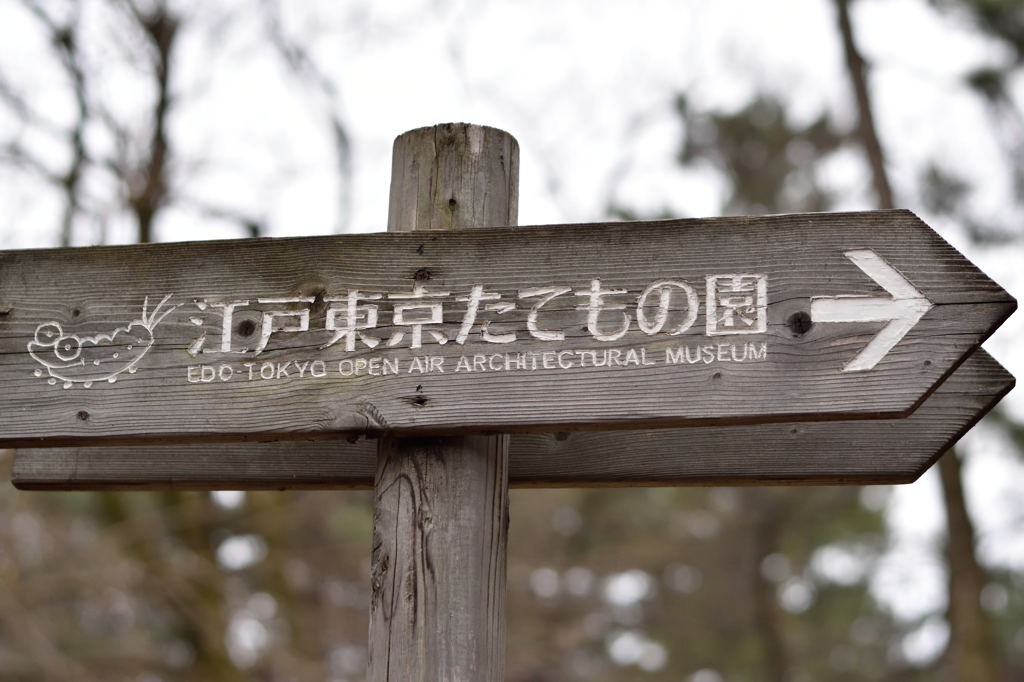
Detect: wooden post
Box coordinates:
(368, 124, 518, 681)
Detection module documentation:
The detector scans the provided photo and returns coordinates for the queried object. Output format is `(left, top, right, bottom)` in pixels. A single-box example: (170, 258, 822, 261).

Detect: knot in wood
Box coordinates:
(787, 311, 813, 336)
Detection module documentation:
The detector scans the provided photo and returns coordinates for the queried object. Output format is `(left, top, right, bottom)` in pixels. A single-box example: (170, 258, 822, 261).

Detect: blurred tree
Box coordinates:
(0, 0, 299, 249)
(836, 1, 1022, 679)
(0, 1, 367, 680)
(674, 93, 846, 216)
(0, 0, 90, 247)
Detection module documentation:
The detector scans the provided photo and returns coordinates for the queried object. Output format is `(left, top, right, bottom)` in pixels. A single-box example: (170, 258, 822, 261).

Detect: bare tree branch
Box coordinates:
(835, 0, 894, 209)
(261, 0, 353, 232)
(182, 197, 267, 238)
(120, 0, 180, 243)
(15, 0, 91, 246)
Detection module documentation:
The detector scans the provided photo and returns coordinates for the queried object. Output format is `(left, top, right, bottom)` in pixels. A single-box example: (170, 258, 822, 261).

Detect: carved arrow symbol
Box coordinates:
(810, 249, 933, 372)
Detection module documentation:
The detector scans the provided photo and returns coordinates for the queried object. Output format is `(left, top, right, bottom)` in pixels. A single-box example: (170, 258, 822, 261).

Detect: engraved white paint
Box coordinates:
(208, 300, 250, 353)
(706, 274, 767, 336)
(455, 285, 498, 343)
(187, 334, 206, 357)
(28, 294, 180, 388)
(480, 301, 516, 343)
(321, 291, 382, 351)
(180, 274, 770, 361)
(576, 279, 631, 342)
(519, 286, 570, 341)
(455, 285, 516, 344)
(187, 364, 234, 383)
(387, 284, 451, 349)
(637, 280, 699, 335)
(665, 342, 768, 365)
(184, 341, 769, 384)
(255, 297, 315, 354)
(810, 249, 933, 372)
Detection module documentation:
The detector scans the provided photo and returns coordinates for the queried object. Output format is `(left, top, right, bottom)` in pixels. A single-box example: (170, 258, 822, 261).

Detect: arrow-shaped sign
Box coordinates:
(0, 210, 1015, 445)
(810, 249, 934, 372)
(12, 349, 1013, 488)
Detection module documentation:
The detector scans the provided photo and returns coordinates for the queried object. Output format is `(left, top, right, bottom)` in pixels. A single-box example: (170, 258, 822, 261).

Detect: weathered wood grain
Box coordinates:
(368, 123, 513, 682)
(13, 348, 1012, 489)
(0, 209, 1014, 445)
(370, 434, 509, 681)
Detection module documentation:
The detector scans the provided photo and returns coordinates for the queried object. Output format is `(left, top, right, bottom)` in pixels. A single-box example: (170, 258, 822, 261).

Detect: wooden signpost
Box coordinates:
(2, 122, 1017, 681)
(13, 347, 1014, 489)
(0, 212, 1014, 446)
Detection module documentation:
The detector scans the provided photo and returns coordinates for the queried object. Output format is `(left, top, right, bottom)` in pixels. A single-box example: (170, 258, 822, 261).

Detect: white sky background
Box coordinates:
(1, 0, 1023, 656)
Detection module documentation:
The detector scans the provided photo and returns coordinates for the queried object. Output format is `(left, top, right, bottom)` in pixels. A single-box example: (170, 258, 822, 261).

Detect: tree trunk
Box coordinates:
(834, 2, 1003, 678)
(938, 452, 1004, 681)
(835, 0, 894, 209)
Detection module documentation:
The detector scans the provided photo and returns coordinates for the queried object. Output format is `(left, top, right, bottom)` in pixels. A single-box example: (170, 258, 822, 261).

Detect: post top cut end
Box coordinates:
(394, 122, 518, 147)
